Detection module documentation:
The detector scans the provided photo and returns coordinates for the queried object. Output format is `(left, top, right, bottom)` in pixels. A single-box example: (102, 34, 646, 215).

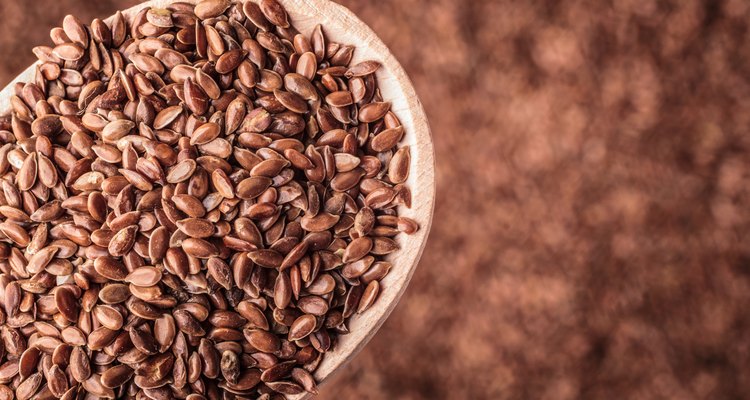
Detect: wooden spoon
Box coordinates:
(0, 0, 435, 396)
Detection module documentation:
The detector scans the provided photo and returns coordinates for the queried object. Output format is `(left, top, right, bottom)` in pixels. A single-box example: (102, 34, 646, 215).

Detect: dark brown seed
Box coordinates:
(248, 249, 284, 268)
(236, 176, 272, 200)
(300, 212, 340, 232)
(182, 237, 218, 258)
(174, 310, 206, 336)
(17, 153, 37, 191)
(292, 367, 319, 394)
(343, 236, 373, 262)
(357, 280, 380, 313)
(274, 271, 292, 309)
(87, 327, 117, 350)
(297, 295, 330, 316)
(54, 287, 79, 322)
(190, 122, 220, 145)
(100, 364, 133, 388)
(184, 77, 209, 115)
(177, 218, 215, 238)
(244, 329, 280, 353)
(288, 314, 316, 341)
(18, 347, 39, 379)
(215, 49, 246, 74)
(346, 60, 382, 77)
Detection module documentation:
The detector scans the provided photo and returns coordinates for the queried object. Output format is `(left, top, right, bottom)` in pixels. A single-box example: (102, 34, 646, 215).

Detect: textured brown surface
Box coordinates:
(4, 0, 750, 399)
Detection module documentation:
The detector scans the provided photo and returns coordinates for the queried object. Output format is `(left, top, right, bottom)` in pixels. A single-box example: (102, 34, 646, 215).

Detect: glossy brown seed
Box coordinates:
(148, 225, 168, 261)
(174, 310, 206, 336)
(358, 280, 380, 313)
(359, 101, 391, 122)
(194, 0, 231, 19)
(346, 60, 382, 77)
(236, 176, 272, 200)
(297, 295, 330, 316)
(248, 249, 283, 268)
(300, 212, 340, 232)
(190, 122, 220, 145)
(92, 305, 123, 330)
(100, 364, 133, 388)
(215, 49, 246, 74)
(260, 0, 290, 28)
(288, 314, 316, 341)
(47, 365, 69, 397)
(54, 287, 79, 322)
(343, 236, 373, 262)
(177, 218, 215, 238)
(292, 367, 320, 394)
(371, 126, 405, 152)
(154, 314, 176, 352)
(184, 77, 209, 115)
(108, 225, 138, 256)
(244, 329, 280, 353)
(274, 271, 292, 309)
(167, 159, 197, 183)
(17, 152, 37, 191)
(325, 90, 354, 107)
(182, 237, 217, 258)
(17, 347, 38, 380)
(125, 266, 163, 287)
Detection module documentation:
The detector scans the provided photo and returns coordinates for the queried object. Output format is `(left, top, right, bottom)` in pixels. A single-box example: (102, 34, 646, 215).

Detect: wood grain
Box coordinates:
(0, 0, 435, 396)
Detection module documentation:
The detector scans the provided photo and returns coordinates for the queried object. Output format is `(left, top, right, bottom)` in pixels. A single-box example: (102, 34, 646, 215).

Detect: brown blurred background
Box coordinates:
(5, 0, 750, 398)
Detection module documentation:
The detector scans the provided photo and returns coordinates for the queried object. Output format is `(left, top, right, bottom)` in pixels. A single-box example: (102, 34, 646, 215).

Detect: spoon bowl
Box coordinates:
(0, 0, 435, 396)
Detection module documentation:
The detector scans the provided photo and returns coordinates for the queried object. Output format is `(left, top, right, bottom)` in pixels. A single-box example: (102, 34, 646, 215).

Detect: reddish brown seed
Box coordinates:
(100, 364, 133, 389)
(54, 287, 79, 323)
(236, 176, 272, 200)
(176, 218, 216, 238)
(125, 266, 163, 287)
(243, 329, 280, 353)
(288, 314, 316, 341)
(357, 280, 380, 313)
(259, 0, 290, 28)
(108, 225, 138, 256)
(16, 372, 43, 400)
(194, 0, 231, 19)
(215, 49, 246, 74)
(17, 152, 37, 191)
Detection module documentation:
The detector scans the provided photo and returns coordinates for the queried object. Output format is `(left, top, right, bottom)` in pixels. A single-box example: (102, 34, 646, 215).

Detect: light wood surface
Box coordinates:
(0, 0, 435, 397)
